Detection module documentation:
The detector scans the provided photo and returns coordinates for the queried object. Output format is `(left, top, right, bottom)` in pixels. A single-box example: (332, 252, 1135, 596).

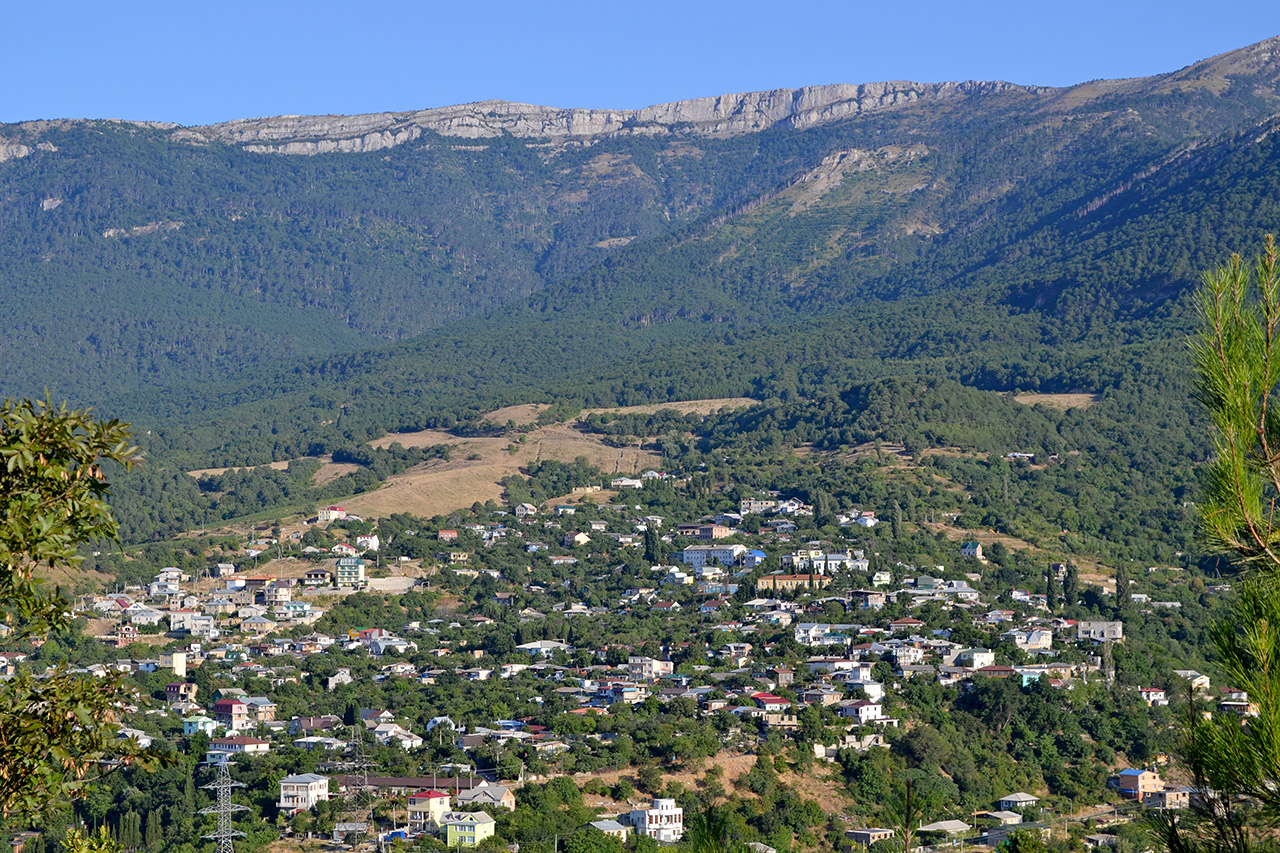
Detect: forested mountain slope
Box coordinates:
(86, 37, 1275, 464)
(2, 37, 1279, 413)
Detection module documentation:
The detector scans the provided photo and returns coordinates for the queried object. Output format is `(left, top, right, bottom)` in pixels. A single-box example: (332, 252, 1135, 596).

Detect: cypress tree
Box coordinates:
(1114, 563, 1131, 619)
(144, 809, 162, 852)
(1064, 563, 1080, 607)
(644, 526, 663, 564)
(119, 811, 141, 850)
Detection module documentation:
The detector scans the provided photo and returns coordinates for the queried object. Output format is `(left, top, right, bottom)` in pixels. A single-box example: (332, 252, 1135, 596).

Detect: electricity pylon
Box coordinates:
(200, 763, 247, 853)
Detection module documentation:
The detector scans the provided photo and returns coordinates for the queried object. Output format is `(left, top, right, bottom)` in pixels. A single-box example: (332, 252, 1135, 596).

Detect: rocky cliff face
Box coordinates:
(175, 80, 1031, 155)
(6, 36, 1279, 158)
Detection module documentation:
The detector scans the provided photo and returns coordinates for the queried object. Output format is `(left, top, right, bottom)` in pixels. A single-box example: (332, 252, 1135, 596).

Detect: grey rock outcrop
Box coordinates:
(0, 140, 32, 163)
(176, 80, 1028, 155)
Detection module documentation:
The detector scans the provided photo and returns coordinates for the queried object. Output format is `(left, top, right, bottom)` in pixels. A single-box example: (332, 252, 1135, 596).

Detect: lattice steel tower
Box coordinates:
(200, 764, 248, 853)
(341, 723, 377, 810)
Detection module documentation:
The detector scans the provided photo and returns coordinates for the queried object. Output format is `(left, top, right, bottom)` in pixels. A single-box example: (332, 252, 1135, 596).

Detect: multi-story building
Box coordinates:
(696, 524, 732, 542)
(207, 736, 270, 765)
(165, 682, 198, 704)
(1116, 768, 1164, 802)
(262, 583, 292, 606)
(740, 499, 778, 515)
(409, 788, 455, 824)
(755, 573, 834, 593)
(407, 790, 451, 832)
(212, 698, 249, 729)
(335, 557, 366, 588)
(628, 656, 674, 681)
(956, 648, 995, 669)
(1077, 621, 1124, 642)
(629, 799, 684, 843)
(183, 715, 217, 736)
(677, 544, 747, 567)
(278, 773, 330, 814)
(244, 696, 277, 722)
(318, 506, 347, 523)
(443, 811, 496, 847)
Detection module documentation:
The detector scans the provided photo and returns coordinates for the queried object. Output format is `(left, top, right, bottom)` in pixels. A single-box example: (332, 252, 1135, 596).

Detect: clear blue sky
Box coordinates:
(2, 1, 1276, 126)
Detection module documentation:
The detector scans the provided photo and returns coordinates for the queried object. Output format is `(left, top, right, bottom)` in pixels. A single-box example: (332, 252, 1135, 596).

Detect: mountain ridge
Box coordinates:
(4, 35, 1280, 448)
(0, 35, 1273, 159)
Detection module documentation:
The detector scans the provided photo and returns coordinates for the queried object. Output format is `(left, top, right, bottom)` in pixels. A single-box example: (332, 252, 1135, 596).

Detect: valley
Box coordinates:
(4, 32, 1280, 853)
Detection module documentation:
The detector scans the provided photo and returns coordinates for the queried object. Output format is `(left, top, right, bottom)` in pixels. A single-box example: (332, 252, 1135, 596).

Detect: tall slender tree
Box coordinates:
(1063, 562, 1080, 607)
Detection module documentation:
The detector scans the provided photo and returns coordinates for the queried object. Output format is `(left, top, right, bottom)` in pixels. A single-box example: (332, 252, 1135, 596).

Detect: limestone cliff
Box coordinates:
(4, 35, 1278, 159)
(175, 80, 1030, 155)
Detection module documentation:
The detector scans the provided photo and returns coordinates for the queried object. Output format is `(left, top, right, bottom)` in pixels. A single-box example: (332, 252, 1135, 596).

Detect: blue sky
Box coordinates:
(1, 1, 1276, 126)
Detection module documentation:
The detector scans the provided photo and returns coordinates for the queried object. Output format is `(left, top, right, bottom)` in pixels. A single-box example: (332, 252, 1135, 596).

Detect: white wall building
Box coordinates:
(279, 773, 330, 814)
(630, 798, 684, 843)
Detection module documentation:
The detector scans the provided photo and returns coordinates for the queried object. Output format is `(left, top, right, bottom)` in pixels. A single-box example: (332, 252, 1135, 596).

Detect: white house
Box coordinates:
(318, 506, 348, 523)
(677, 544, 748, 567)
(1077, 621, 1124, 642)
(837, 699, 886, 725)
(516, 639, 572, 657)
(956, 648, 995, 669)
(207, 736, 270, 765)
(279, 773, 330, 814)
(630, 798, 684, 843)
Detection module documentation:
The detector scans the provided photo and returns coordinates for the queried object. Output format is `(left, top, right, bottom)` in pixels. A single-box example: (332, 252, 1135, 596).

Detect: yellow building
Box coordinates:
(755, 573, 833, 593)
(408, 790, 451, 833)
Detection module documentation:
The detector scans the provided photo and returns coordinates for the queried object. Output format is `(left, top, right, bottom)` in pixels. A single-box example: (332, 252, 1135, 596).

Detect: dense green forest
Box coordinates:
(0, 38, 1278, 420)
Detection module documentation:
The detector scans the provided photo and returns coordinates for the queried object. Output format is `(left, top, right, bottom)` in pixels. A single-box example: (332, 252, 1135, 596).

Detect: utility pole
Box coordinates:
(200, 764, 247, 853)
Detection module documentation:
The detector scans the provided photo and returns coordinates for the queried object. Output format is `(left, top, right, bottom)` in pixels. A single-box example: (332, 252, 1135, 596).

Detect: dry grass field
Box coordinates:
(347, 398, 759, 519)
(484, 403, 549, 426)
(573, 752, 853, 815)
(921, 521, 1038, 553)
(312, 460, 363, 485)
(581, 397, 758, 417)
(186, 460, 291, 477)
(1013, 392, 1101, 409)
(348, 423, 660, 519)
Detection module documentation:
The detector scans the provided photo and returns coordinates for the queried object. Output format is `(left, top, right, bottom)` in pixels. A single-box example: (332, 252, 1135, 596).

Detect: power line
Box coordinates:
(200, 764, 247, 853)
(338, 723, 378, 812)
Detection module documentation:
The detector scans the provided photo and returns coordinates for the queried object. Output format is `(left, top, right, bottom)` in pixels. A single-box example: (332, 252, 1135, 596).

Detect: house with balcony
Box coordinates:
(1077, 621, 1124, 642)
(207, 736, 269, 765)
(629, 799, 684, 843)
(336, 558, 367, 588)
(408, 790, 451, 832)
(443, 811, 496, 847)
(1116, 768, 1164, 802)
(279, 773, 330, 815)
(212, 698, 250, 729)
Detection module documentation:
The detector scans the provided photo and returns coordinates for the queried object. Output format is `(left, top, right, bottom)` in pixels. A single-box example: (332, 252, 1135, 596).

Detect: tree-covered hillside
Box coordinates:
(3, 37, 1280, 413)
(2, 39, 1280, 553)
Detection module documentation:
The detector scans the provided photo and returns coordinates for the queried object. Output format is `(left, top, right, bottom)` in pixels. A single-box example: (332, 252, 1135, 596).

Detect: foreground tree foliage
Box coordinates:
(1192, 235, 1280, 573)
(0, 399, 156, 824)
(1155, 238, 1280, 853)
